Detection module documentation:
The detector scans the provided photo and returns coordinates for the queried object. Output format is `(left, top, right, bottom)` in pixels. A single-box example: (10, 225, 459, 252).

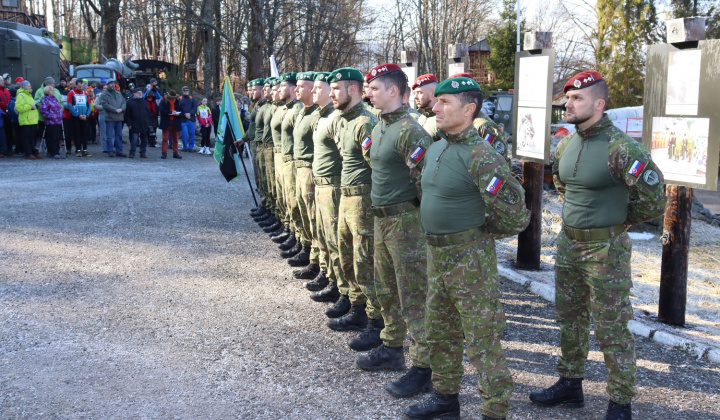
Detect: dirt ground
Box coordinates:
(1, 143, 719, 419)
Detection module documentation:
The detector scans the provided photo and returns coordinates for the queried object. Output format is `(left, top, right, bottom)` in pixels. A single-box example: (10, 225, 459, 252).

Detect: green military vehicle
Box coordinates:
(0, 19, 62, 89)
(483, 90, 514, 135)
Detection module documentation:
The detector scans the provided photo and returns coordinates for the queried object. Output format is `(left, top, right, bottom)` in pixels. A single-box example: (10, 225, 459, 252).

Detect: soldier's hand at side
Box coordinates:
(234, 139, 245, 147)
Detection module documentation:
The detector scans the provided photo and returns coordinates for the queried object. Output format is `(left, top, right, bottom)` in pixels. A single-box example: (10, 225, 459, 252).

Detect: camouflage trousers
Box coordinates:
(283, 160, 302, 239)
(374, 208, 430, 368)
(253, 142, 267, 208)
(337, 192, 380, 319)
(426, 228, 512, 418)
(555, 231, 636, 404)
(262, 146, 277, 214)
(273, 150, 287, 223)
(315, 184, 342, 282)
(296, 166, 319, 264)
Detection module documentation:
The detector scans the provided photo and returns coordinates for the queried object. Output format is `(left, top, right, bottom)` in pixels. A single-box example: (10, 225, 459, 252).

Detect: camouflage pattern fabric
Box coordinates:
(295, 166, 317, 261)
(262, 145, 277, 214)
(425, 230, 512, 418)
(273, 149, 287, 224)
(555, 230, 636, 404)
(255, 142, 267, 207)
(282, 160, 301, 236)
(374, 209, 430, 368)
(474, 112, 510, 161)
(337, 193, 380, 319)
(315, 184, 342, 284)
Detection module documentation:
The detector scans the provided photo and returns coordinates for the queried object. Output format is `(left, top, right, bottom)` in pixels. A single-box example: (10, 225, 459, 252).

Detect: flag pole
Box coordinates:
(225, 111, 259, 207)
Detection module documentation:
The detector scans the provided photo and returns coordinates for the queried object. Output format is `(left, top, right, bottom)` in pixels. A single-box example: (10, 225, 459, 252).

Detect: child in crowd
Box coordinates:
(196, 97, 213, 154)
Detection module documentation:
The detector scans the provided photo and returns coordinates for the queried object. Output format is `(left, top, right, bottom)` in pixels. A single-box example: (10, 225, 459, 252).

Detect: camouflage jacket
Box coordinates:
(266, 101, 285, 146)
(421, 124, 530, 237)
(370, 104, 432, 207)
(474, 111, 510, 160)
(281, 99, 303, 156)
(553, 114, 666, 229)
(312, 103, 342, 178)
(293, 103, 318, 161)
(337, 101, 378, 187)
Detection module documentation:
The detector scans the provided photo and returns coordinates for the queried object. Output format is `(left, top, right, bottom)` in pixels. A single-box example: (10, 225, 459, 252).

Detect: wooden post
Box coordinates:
(658, 185, 692, 326)
(516, 162, 543, 269)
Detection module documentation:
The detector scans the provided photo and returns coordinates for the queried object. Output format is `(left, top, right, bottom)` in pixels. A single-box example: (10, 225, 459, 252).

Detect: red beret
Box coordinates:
(563, 70, 604, 94)
(412, 74, 438, 89)
(365, 63, 403, 83)
(14, 77, 24, 84)
(449, 72, 473, 79)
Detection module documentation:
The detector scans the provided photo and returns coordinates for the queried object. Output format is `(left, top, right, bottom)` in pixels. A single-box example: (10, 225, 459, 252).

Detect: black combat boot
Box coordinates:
(305, 271, 329, 292)
(603, 401, 631, 420)
(294, 263, 320, 279)
(310, 282, 340, 302)
(327, 303, 367, 332)
(280, 242, 302, 259)
(287, 247, 310, 267)
(254, 212, 271, 222)
(325, 294, 350, 317)
(257, 216, 277, 227)
(278, 234, 297, 250)
(250, 206, 267, 216)
(355, 344, 405, 371)
(529, 377, 584, 408)
(271, 228, 291, 243)
(405, 391, 460, 420)
(348, 317, 384, 351)
(385, 366, 432, 398)
(267, 223, 285, 236)
(262, 220, 282, 233)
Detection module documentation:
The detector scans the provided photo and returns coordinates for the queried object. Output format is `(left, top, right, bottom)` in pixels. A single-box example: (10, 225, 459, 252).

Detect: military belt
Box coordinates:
(281, 154, 293, 162)
(294, 160, 312, 168)
(371, 198, 420, 217)
(426, 227, 485, 247)
(563, 224, 625, 242)
(340, 184, 372, 196)
(255, 142, 265, 149)
(313, 176, 341, 186)
(273, 146, 282, 153)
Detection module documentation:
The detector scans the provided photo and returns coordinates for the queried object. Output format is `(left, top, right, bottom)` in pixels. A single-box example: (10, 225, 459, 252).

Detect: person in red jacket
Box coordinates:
(158, 90, 182, 159)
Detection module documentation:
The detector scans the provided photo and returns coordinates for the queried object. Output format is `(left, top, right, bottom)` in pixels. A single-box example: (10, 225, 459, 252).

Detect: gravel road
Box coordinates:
(1, 143, 719, 419)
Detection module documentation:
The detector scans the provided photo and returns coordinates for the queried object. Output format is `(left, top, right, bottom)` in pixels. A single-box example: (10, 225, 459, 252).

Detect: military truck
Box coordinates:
(484, 90, 514, 135)
(0, 19, 62, 89)
(73, 56, 140, 89)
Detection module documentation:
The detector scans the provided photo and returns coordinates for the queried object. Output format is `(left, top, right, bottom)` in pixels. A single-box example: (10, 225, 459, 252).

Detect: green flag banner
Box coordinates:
(215, 77, 245, 182)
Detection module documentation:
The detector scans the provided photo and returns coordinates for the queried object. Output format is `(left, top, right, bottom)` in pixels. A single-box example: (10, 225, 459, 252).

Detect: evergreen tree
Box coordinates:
(670, 0, 719, 39)
(595, 0, 659, 108)
(485, 0, 524, 90)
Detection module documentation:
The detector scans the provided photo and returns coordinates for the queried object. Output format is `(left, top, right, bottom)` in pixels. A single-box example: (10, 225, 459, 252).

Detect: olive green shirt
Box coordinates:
(242, 100, 259, 141)
(269, 101, 287, 147)
(293, 103, 318, 161)
(264, 102, 282, 145)
(554, 114, 666, 229)
(370, 105, 431, 207)
(337, 101, 378, 187)
(281, 99, 303, 156)
(253, 99, 268, 144)
(312, 104, 342, 178)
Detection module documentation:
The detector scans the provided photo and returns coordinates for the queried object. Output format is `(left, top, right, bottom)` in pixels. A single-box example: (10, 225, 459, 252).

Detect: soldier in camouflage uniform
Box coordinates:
(529, 71, 666, 420)
(291, 71, 320, 274)
(406, 77, 530, 420)
(321, 67, 381, 334)
(250, 81, 272, 219)
(255, 79, 284, 230)
(351, 63, 434, 399)
(238, 78, 265, 215)
(412, 74, 439, 140)
(307, 73, 346, 314)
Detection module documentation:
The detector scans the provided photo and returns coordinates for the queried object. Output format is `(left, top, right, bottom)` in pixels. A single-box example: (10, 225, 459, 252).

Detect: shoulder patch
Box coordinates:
(484, 133, 495, 143)
(486, 176, 503, 195)
(629, 160, 645, 177)
(362, 137, 372, 150)
(642, 169, 660, 186)
(410, 146, 425, 162)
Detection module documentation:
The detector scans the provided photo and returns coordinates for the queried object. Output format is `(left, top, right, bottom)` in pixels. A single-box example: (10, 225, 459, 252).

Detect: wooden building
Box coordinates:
(468, 39, 495, 86)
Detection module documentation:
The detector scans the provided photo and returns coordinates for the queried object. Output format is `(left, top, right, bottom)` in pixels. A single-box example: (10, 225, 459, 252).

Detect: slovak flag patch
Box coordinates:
(362, 137, 372, 150)
(410, 146, 425, 161)
(484, 133, 495, 143)
(629, 160, 645, 177)
(486, 176, 503, 195)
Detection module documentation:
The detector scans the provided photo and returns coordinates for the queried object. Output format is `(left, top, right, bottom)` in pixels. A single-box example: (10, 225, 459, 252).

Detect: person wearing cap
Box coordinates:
(2, 73, 11, 89)
(304, 72, 342, 299)
(361, 80, 381, 118)
(66, 79, 92, 157)
(248, 79, 272, 220)
(158, 90, 182, 159)
(318, 67, 381, 336)
(143, 78, 161, 102)
(278, 72, 308, 263)
(12, 76, 24, 90)
(406, 76, 530, 420)
(289, 71, 320, 276)
(412, 74, 439, 137)
(97, 79, 127, 157)
(124, 88, 151, 158)
(15, 80, 42, 159)
(529, 71, 666, 420)
(178, 86, 197, 152)
(254, 78, 280, 224)
(235, 79, 266, 198)
(352, 63, 433, 393)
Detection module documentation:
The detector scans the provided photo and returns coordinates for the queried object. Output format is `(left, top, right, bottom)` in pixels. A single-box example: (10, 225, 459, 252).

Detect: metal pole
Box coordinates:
(516, 0, 521, 52)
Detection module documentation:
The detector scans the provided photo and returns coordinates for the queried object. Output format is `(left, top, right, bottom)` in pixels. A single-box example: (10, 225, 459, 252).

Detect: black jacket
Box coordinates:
(124, 97, 150, 134)
(159, 98, 182, 131)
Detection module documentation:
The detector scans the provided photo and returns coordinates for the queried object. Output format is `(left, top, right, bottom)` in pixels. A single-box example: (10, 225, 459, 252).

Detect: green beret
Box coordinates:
(280, 72, 297, 83)
(248, 78, 265, 87)
(268, 77, 280, 87)
(434, 77, 481, 96)
(314, 72, 332, 83)
(263, 78, 273, 86)
(296, 72, 316, 81)
(328, 67, 364, 83)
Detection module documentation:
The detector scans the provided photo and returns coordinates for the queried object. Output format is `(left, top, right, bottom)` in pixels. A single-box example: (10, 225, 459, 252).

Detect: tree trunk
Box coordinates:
(247, 0, 264, 80)
(202, 0, 215, 97)
(100, 0, 120, 58)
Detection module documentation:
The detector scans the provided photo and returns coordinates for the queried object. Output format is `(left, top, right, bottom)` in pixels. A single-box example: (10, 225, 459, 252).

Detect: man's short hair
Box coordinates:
(376, 71, 407, 98)
(589, 80, 609, 109)
(337, 79, 363, 95)
(456, 90, 484, 120)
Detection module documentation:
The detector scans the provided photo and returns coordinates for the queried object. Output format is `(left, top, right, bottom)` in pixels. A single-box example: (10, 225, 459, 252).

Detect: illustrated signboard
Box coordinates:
(643, 41, 720, 190)
(512, 49, 555, 164)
